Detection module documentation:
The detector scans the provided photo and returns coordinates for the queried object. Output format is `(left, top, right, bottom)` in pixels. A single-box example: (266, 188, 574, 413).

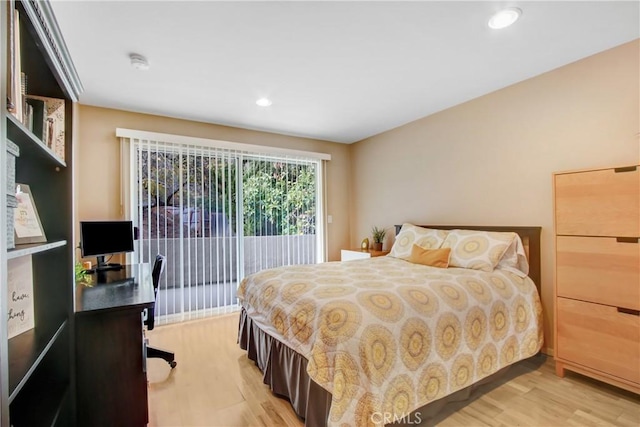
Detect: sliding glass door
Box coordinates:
(241, 157, 318, 277)
(128, 138, 322, 324)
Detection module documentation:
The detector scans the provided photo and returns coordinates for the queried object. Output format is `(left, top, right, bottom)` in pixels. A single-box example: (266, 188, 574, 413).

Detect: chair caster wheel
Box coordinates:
(169, 361, 177, 369)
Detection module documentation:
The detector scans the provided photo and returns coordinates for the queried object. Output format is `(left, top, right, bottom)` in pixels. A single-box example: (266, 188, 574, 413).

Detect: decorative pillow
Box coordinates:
(496, 235, 529, 277)
(388, 224, 449, 260)
(408, 245, 451, 268)
(441, 229, 516, 272)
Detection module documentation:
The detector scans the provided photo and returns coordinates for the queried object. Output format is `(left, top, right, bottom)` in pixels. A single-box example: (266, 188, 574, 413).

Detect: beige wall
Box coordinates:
(349, 40, 640, 353)
(74, 105, 351, 261)
(75, 40, 639, 351)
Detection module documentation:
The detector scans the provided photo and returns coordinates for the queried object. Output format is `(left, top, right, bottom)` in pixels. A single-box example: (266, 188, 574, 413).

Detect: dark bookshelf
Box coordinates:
(2, 1, 82, 426)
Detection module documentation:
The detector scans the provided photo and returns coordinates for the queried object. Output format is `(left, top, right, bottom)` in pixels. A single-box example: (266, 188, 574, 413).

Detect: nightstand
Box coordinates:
(340, 249, 390, 261)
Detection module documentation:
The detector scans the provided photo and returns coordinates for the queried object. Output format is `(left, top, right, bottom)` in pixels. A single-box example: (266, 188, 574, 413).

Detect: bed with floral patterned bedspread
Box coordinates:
(238, 228, 543, 427)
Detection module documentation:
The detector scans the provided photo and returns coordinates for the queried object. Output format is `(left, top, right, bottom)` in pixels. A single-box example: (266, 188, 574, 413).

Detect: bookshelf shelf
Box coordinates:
(7, 240, 67, 259)
(8, 320, 67, 401)
(7, 113, 66, 167)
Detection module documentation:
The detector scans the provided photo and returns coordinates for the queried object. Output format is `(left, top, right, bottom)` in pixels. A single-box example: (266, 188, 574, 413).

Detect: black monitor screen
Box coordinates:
(80, 221, 134, 257)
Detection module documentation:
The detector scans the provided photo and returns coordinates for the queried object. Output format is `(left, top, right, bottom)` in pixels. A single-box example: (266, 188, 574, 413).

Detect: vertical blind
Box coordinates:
(121, 131, 328, 325)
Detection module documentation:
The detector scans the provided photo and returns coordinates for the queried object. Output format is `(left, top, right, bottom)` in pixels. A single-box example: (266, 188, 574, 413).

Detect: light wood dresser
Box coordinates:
(553, 164, 640, 394)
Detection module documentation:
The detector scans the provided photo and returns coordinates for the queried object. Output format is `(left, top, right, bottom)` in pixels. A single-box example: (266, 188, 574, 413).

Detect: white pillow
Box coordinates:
(495, 234, 529, 277)
(441, 229, 516, 272)
(388, 224, 449, 260)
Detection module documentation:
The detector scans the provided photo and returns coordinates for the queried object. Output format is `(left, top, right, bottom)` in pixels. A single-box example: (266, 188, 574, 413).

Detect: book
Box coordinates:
(46, 118, 54, 149)
(11, 8, 23, 123)
(20, 71, 27, 126)
(24, 103, 33, 132)
(25, 97, 45, 139)
(7, 0, 16, 113)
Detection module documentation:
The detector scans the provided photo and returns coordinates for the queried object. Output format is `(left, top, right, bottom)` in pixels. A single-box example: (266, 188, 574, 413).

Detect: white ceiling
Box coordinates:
(50, 1, 639, 144)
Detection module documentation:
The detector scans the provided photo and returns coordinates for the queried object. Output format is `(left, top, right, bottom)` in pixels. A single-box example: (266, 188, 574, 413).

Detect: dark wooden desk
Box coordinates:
(75, 264, 155, 427)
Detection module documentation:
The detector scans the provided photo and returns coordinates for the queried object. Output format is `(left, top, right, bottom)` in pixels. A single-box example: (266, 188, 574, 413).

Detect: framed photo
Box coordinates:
(7, 255, 35, 338)
(14, 183, 47, 245)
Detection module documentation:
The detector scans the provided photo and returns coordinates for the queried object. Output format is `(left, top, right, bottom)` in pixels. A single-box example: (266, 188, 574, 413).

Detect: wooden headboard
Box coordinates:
(394, 225, 542, 293)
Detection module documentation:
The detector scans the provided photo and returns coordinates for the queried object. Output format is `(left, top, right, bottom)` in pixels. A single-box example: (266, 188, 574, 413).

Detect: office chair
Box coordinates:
(145, 254, 177, 368)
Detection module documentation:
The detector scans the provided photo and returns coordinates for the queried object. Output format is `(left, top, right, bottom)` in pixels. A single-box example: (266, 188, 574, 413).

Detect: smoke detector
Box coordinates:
(130, 53, 150, 71)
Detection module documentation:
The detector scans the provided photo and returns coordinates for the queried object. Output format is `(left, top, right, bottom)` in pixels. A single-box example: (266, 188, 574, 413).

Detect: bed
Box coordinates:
(238, 225, 543, 426)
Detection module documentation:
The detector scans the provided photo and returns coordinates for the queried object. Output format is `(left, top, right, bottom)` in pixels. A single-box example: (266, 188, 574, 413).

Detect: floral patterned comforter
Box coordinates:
(238, 256, 543, 426)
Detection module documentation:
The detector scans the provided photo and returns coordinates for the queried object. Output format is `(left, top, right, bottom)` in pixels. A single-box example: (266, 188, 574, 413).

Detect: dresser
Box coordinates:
(340, 248, 390, 261)
(553, 165, 640, 394)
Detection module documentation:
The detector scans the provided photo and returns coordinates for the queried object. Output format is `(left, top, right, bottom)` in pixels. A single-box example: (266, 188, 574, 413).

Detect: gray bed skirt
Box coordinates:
(238, 307, 517, 426)
(238, 307, 331, 426)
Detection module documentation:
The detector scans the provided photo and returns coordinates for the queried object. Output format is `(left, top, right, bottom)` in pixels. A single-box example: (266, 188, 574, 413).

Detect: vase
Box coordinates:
(372, 242, 382, 251)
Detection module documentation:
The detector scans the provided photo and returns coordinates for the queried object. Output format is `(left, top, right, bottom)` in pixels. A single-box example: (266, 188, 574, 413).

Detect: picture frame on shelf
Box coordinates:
(14, 183, 47, 245)
(7, 256, 35, 339)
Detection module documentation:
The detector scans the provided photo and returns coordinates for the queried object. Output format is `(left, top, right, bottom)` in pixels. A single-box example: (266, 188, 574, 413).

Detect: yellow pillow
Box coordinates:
(408, 245, 451, 268)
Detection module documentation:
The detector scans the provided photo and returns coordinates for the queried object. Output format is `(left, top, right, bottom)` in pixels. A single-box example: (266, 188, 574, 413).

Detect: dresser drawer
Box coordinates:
(555, 166, 640, 237)
(556, 236, 640, 310)
(556, 298, 640, 384)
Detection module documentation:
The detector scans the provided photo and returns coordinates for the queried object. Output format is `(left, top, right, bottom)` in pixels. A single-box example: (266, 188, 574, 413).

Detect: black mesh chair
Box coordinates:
(145, 254, 176, 368)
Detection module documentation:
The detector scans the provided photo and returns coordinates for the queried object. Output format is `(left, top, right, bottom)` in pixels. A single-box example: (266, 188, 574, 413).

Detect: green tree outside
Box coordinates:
(138, 150, 316, 237)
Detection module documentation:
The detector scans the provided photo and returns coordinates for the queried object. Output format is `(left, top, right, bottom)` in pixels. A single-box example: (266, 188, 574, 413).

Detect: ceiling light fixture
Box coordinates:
(130, 53, 150, 71)
(256, 97, 272, 107)
(488, 7, 522, 29)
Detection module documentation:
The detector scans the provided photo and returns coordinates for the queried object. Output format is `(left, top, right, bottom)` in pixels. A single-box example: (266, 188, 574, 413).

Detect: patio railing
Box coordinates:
(139, 235, 316, 320)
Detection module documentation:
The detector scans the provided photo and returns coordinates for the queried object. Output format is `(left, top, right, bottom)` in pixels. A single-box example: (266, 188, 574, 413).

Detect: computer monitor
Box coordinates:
(80, 221, 135, 271)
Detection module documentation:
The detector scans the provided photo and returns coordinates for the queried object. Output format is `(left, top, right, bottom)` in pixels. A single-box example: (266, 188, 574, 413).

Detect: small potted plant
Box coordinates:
(75, 261, 93, 287)
(371, 226, 386, 251)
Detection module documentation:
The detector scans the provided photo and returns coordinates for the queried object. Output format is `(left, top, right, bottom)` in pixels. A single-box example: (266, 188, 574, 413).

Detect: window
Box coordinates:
(118, 129, 329, 324)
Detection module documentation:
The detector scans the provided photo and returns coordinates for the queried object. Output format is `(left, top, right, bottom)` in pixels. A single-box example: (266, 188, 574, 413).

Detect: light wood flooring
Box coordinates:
(146, 313, 639, 426)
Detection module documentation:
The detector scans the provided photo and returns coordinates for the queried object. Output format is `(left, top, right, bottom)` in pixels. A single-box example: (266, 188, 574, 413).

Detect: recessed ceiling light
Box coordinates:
(256, 97, 272, 107)
(488, 7, 522, 29)
(130, 53, 149, 71)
